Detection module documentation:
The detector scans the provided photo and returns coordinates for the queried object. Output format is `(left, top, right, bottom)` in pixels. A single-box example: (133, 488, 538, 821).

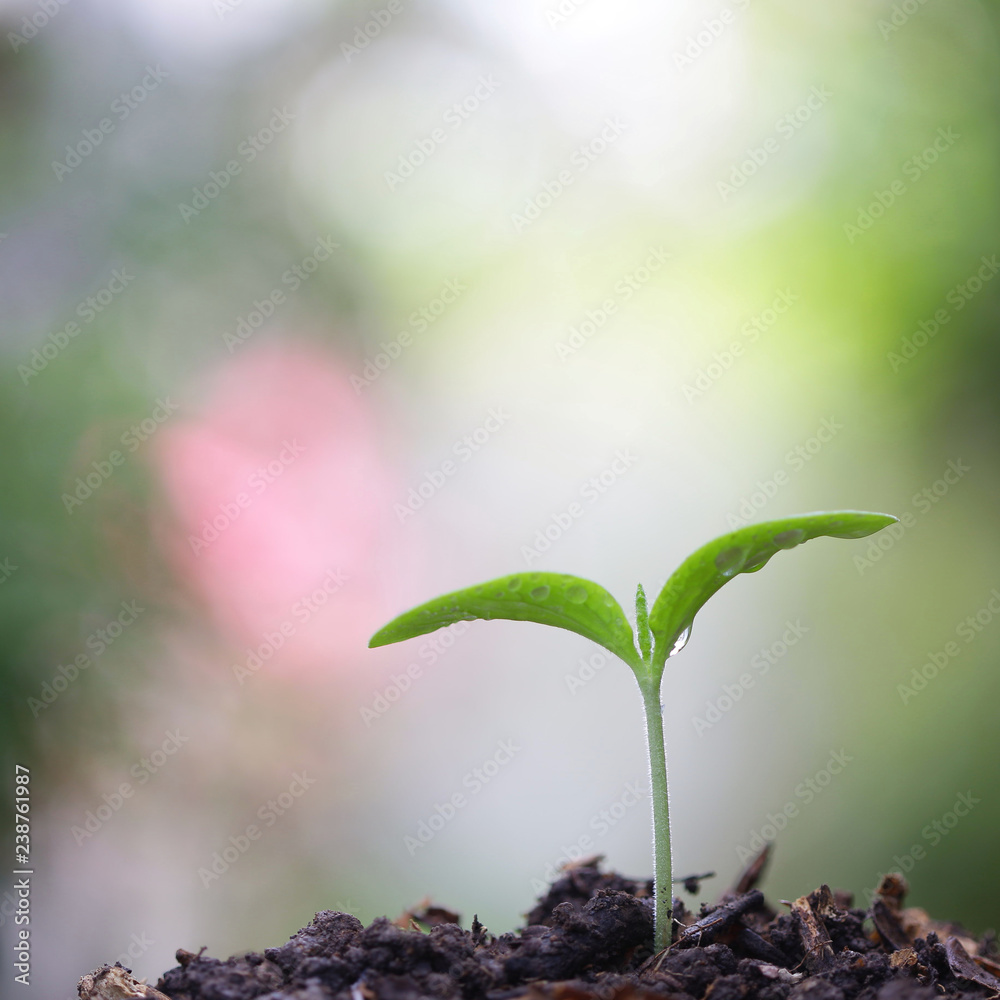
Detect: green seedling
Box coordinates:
(369, 510, 897, 951)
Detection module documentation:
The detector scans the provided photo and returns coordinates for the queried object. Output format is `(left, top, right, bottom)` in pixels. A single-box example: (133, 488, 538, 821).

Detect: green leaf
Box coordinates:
(369, 571, 642, 670)
(649, 510, 898, 671)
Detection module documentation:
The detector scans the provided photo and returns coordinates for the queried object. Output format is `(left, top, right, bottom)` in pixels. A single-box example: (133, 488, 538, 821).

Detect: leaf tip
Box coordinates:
(828, 510, 899, 539)
(368, 627, 394, 648)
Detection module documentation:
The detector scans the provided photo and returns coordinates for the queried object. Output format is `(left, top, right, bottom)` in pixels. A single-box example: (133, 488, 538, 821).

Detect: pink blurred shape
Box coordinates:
(154, 340, 397, 674)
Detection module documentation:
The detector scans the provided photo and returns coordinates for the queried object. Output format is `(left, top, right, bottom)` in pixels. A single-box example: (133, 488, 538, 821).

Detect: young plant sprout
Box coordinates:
(369, 510, 897, 952)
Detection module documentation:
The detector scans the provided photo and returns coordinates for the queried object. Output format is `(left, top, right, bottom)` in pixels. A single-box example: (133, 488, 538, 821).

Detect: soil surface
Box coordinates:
(78, 854, 1000, 1000)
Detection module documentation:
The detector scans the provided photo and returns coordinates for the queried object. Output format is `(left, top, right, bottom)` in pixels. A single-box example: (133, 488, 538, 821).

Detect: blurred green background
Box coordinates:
(2, 0, 1000, 995)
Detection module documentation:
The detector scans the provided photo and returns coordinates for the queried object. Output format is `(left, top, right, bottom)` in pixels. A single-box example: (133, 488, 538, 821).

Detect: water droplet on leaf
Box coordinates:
(530, 585, 550, 600)
(507, 577, 522, 590)
(743, 550, 773, 573)
(670, 626, 691, 656)
(773, 529, 805, 549)
(714, 546, 746, 577)
(566, 584, 588, 604)
(829, 524, 877, 539)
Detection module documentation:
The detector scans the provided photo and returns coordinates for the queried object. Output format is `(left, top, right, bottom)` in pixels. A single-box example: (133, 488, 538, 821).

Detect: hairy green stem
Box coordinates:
(641, 679, 672, 951)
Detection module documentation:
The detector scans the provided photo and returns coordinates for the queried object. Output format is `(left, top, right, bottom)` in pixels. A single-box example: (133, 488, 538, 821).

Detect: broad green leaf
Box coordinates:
(649, 510, 897, 671)
(369, 572, 642, 670)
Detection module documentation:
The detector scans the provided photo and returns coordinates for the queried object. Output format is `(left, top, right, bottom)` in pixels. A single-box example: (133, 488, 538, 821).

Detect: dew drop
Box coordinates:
(507, 577, 522, 590)
(669, 626, 691, 657)
(829, 524, 876, 539)
(530, 585, 550, 600)
(474, 586, 485, 595)
(743, 550, 773, 573)
(714, 545, 746, 577)
(773, 528, 805, 549)
(603, 594, 616, 607)
(566, 584, 588, 604)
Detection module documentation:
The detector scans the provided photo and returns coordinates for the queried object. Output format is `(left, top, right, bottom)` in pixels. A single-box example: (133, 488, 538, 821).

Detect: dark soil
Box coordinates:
(79, 855, 1000, 1000)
